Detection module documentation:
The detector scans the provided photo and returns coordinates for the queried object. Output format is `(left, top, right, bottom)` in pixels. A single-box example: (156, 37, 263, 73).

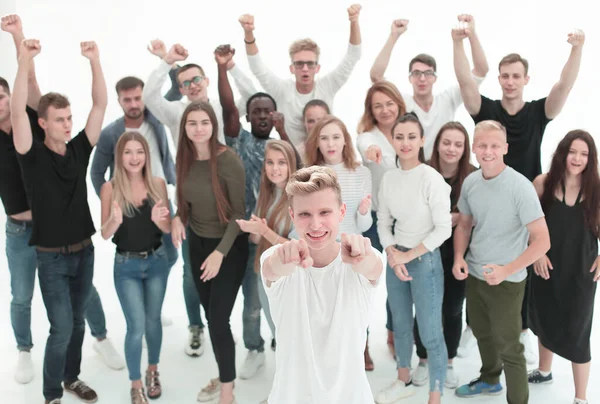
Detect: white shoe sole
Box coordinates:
(185, 346, 205, 357)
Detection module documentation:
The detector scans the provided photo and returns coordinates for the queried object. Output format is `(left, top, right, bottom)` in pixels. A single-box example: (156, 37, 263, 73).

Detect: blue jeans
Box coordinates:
(114, 246, 170, 381)
(242, 243, 264, 351)
(5, 219, 37, 351)
(257, 269, 275, 338)
(38, 244, 95, 401)
(182, 228, 205, 328)
(387, 247, 447, 393)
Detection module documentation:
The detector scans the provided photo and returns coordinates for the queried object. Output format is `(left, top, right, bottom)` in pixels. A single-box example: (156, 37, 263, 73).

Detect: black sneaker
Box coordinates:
(271, 338, 276, 351)
(528, 369, 553, 384)
(64, 379, 98, 403)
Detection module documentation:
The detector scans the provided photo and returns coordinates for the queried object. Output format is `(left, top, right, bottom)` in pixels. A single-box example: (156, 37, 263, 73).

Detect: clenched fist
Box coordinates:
(147, 39, 167, 59)
(347, 4, 361, 22)
(1, 14, 23, 35)
(391, 19, 408, 37)
(81, 41, 99, 61)
(18, 39, 41, 61)
(164, 43, 188, 65)
(567, 29, 585, 47)
(239, 14, 255, 33)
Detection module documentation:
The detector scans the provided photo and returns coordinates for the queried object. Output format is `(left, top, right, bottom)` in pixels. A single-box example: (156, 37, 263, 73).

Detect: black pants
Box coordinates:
(414, 258, 466, 359)
(188, 231, 248, 383)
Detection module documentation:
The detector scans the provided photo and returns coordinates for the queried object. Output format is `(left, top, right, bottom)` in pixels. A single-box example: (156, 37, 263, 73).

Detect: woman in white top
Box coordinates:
(356, 80, 407, 355)
(305, 115, 373, 236)
(375, 113, 451, 404)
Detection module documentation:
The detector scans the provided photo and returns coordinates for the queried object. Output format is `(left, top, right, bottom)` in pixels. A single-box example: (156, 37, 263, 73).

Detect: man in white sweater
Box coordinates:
(238, 5, 363, 149)
(143, 40, 257, 148)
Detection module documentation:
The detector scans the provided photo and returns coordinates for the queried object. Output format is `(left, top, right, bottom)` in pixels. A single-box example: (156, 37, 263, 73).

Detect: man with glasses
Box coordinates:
(239, 4, 362, 149)
(143, 39, 257, 147)
(370, 14, 489, 160)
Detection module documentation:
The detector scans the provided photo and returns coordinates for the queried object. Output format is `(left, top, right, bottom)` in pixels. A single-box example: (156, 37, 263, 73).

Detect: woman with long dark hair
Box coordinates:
(528, 130, 600, 404)
(171, 101, 247, 404)
(410, 122, 476, 389)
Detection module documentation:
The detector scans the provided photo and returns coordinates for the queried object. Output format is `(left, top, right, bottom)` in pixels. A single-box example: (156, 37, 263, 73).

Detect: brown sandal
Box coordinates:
(145, 370, 162, 399)
(130, 387, 149, 404)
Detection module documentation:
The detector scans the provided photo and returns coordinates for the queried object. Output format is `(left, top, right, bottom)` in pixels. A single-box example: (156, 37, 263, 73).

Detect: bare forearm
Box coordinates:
(244, 32, 258, 56)
(453, 225, 471, 260)
(218, 65, 236, 110)
(468, 32, 489, 77)
(352, 254, 382, 281)
(453, 40, 472, 84)
(101, 219, 120, 240)
(505, 236, 550, 275)
(370, 34, 399, 82)
(154, 218, 171, 234)
(349, 20, 361, 45)
(405, 243, 429, 262)
(558, 46, 583, 91)
(12, 61, 30, 113)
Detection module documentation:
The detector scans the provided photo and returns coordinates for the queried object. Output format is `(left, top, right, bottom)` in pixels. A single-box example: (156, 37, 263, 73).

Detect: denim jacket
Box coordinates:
(90, 109, 176, 196)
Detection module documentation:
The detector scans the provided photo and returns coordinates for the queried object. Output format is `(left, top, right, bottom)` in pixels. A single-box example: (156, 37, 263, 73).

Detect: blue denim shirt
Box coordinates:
(90, 109, 176, 196)
(226, 129, 267, 220)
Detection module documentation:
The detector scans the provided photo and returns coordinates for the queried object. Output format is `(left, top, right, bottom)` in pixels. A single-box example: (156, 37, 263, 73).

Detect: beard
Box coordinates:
(125, 108, 143, 120)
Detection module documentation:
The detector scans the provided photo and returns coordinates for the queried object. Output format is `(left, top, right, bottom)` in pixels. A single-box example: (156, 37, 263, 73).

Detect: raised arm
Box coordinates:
(10, 39, 40, 155)
(240, 14, 258, 56)
(544, 30, 585, 119)
(81, 41, 107, 147)
(90, 128, 113, 196)
(369, 19, 408, 82)
(100, 182, 123, 240)
(459, 14, 489, 78)
(348, 4, 362, 45)
(2, 15, 42, 109)
(452, 26, 482, 115)
(215, 45, 241, 138)
(143, 41, 188, 128)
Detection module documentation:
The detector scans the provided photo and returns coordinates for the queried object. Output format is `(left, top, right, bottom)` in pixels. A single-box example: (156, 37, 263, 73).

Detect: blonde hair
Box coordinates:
(253, 140, 298, 272)
(474, 120, 507, 140)
(289, 39, 320, 60)
(286, 165, 342, 206)
(112, 132, 165, 216)
(357, 80, 406, 134)
(305, 115, 359, 170)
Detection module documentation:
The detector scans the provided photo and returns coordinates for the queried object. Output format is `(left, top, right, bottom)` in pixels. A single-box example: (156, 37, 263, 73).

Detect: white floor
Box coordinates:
(0, 214, 599, 404)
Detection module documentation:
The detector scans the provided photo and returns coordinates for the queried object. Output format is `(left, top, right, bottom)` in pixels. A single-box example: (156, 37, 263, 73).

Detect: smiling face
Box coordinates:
(473, 129, 508, 171)
(392, 121, 424, 164)
(178, 67, 209, 102)
(566, 138, 589, 176)
(185, 110, 213, 146)
(290, 188, 345, 251)
(122, 139, 146, 174)
(317, 122, 346, 165)
(438, 129, 466, 165)
(371, 91, 400, 127)
(264, 148, 289, 188)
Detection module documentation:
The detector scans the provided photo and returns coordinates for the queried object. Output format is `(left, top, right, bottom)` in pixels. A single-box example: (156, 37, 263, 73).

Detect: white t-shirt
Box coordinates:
(401, 76, 485, 160)
(260, 245, 382, 404)
(126, 121, 165, 180)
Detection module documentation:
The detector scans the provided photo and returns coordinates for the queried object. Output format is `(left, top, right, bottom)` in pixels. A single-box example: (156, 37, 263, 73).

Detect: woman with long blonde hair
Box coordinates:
(100, 132, 171, 404)
(236, 140, 298, 345)
(170, 101, 247, 404)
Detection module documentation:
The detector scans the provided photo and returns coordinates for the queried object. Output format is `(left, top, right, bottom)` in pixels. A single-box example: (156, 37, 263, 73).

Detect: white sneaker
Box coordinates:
(457, 327, 477, 358)
(412, 362, 428, 386)
(520, 330, 537, 365)
(375, 380, 416, 403)
(14, 351, 34, 384)
(574, 399, 588, 404)
(93, 338, 125, 370)
(185, 325, 205, 357)
(197, 378, 221, 402)
(239, 350, 265, 380)
(445, 365, 459, 389)
(161, 314, 173, 327)
(47, 400, 62, 404)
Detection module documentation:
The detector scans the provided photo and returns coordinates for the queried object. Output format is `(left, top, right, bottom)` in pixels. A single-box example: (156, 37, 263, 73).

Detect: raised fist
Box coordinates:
(81, 41, 99, 60)
(457, 14, 475, 36)
(147, 39, 167, 59)
(391, 19, 409, 37)
(214, 44, 235, 67)
(270, 111, 285, 133)
(1, 14, 23, 34)
(18, 39, 41, 61)
(164, 43, 188, 65)
(567, 29, 585, 47)
(239, 14, 255, 33)
(347, 4, 361, 22)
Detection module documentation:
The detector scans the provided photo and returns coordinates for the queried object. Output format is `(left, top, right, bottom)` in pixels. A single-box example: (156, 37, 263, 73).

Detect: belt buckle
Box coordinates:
(140, 251, 149, 259)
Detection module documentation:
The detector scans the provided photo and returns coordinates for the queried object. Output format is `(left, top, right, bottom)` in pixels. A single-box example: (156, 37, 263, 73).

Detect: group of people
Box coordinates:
(0, 5, 597, 404)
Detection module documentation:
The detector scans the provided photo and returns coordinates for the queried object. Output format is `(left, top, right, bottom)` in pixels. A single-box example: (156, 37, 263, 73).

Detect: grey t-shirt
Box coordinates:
(457, 166, 544, 283)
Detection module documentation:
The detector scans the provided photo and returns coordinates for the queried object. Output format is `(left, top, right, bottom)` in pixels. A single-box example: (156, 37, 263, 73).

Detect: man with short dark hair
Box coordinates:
(12, 37, 107, 404)
(454, 25, 585, 363)
(370, 14, 489, 160)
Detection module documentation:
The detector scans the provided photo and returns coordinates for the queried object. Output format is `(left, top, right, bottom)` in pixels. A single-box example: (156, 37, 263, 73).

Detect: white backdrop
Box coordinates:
(1, 1, 599, 403)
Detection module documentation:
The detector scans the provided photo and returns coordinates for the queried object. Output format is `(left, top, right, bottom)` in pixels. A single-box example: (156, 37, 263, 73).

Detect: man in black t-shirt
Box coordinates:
(11, 38, 107, 404)
(452, 26, 585, 368)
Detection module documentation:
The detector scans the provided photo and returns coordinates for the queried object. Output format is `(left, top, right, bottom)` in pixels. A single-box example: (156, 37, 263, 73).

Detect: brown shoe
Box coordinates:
(145, 369, 162, 399)
(364, 341, 374, 371)
(387, 330, 395, 357)
(64, 379, 98, 403)
(131, 387, 149, 404)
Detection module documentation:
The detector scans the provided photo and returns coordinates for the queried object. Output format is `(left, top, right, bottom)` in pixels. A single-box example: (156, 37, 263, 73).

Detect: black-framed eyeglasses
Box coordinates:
(409, 70, 436, 78)
(181, 76, 205, 88)
(292, 61, 318, 69)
